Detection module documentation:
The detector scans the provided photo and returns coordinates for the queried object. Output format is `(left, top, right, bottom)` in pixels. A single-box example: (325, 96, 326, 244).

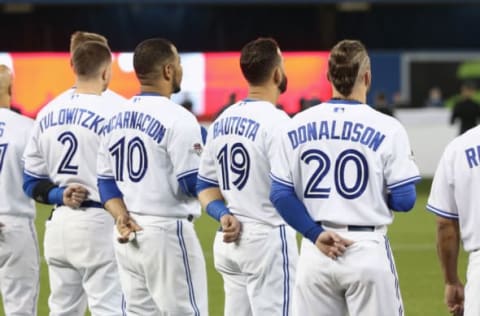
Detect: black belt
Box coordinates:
(317, 222, 375, 232)
(80, 201, 103, 208)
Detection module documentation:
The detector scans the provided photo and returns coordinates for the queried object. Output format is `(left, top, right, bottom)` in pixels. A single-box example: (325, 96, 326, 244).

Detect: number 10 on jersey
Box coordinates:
(109, 137, 148, 182)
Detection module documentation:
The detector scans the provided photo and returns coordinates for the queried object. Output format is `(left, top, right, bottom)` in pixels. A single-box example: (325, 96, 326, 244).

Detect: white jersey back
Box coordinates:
(271, 100, 420, 226)
(199, 100, 290, 226)
(427, 125, 480, 252)
(97, 95, 204, 218)
(0, 108, 35, 217)
(23, 92, 120, 202)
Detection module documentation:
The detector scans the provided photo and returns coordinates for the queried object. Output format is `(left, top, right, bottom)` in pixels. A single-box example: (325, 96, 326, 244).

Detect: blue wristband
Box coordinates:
(206, 200, 231, 222)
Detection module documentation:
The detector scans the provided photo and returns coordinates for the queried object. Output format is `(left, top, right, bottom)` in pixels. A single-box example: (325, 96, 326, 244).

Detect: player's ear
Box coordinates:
(163, 63, 173, 81)
(273, 67, 281, 86)
(327, 71, 332, 83)
(364, 70, 371, 89)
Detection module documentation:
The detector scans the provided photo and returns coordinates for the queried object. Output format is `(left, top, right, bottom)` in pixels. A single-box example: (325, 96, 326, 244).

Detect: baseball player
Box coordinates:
(196, 37, 298, 316)
(97, 38, 208, 315)
(0, 65, 39, 316)
(427, 125, 480, 316)
(57, 31, 126, 104)
(23, 42, 124, 315)
(270, 40, 421, 316)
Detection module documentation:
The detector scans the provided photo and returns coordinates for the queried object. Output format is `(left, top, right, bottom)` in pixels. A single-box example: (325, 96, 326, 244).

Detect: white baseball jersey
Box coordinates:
(427, 125, 480, 252)
(23, 92, 119, 202)
(97, 94, 204, 218)
(271, 100, 421, 226)
(199, 99, 291, 226)
(0, 108, 35, 217)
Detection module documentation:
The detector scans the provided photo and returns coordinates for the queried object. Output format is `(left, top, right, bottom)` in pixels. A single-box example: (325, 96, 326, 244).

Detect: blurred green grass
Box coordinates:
(0, 179, 467, 316)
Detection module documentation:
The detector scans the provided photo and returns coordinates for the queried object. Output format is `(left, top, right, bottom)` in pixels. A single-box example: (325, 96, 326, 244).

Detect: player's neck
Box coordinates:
(331, 89, 366, 104)
(247, 86, 279, 105)
(0, 95, 10, 108)
(74, 80, 104, 95)
(140, 84, 171, 98)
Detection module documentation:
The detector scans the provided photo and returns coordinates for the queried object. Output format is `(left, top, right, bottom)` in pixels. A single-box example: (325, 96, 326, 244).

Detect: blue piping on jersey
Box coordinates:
(384, 236, 403, 316)
(269, 173, 294, 187)
(387, 176, 421, 189)
(280, 225, 290, 316)
(197, 175, 219, 186)
(177, 221, 201, 316)
(426, 204, 459, 220)
(137, 92, 165, 97)
(270, 180, 323, 244)
(327, 98, 363, 105)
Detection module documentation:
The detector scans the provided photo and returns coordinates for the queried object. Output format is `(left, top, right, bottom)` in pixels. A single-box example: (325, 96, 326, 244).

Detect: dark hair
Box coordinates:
(70, 31, 108, 54)
(240, 37, 281, 85)
(72, 41, 111, 79)
(133, 38, 175, 85)
(328, 40, 369, 97)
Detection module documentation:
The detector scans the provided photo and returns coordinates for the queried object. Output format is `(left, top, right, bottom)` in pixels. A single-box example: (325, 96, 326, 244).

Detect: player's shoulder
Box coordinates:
(0, 108, 34, 125)
(447, 125, 480, 153)
(103, 89, 127, 103)
(36, 91, 71, 118)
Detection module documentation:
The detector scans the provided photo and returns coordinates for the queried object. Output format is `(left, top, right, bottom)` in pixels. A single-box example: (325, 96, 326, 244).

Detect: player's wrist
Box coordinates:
(206, 200, 231, 222)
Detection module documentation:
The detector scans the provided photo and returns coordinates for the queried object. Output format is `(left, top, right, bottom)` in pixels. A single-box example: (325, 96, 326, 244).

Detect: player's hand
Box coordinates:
(445, 282, 464, 316)
(63, 184, 89, 208)
(220, 214, 241, 243)
(315, 231, 353, 259)
(116, 213, 143, 244)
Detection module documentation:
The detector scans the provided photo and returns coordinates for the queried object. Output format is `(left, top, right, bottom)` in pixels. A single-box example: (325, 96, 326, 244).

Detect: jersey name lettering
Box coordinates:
(104, 110, 166, 144)
(465, 145, 480, 168)
(287, 120, 386, 152)
(39, 108, 105, 135)
(213, 116, 260, 141)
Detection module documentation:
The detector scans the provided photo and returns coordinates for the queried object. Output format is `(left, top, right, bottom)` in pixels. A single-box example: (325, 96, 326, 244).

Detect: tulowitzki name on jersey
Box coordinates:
(287, 120, 386, 152)
(39, 108, 105, 135)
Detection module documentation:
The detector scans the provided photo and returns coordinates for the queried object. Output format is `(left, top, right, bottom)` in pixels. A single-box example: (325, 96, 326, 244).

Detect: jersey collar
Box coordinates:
(328, 98, 363, 105)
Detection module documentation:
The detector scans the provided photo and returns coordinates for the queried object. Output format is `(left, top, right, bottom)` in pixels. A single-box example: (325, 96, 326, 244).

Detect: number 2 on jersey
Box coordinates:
(0, 143, 8, 173)
(217, 143, 250, 190)
(302, 149, 368, 199)
(57, 131, 79, 174)
(109, 137, 148, 182)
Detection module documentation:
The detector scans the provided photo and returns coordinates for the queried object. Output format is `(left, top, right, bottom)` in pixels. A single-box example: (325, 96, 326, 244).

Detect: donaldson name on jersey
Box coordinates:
(286, 120, 385, 152)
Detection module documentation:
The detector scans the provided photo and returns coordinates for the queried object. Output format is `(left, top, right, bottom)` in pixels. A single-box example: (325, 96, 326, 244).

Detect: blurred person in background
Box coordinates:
(451, 81, 480, 135)
(425, 87, 444, 108)
(374, 92, 394, 117)
(0, 64, 40, 316)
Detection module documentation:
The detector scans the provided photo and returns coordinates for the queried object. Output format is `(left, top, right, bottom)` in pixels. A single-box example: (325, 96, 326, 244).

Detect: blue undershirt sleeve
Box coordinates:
(196, 177, 219, 194)
(270, 179, 323, 244)
(388, 182, 417, 212)
(98, 178, 123, 204)
(178, 172, 198, 198)
(23, 172, 64, 205)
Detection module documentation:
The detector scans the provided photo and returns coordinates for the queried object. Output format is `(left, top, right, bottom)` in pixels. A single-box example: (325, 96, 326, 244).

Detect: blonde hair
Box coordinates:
(70, 31, 108, 54)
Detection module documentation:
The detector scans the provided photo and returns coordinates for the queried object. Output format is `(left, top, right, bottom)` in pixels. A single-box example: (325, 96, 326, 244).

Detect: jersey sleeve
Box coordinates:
(197, 124, 219, 187)
(167, 113, 203, 181)
(22, 120, 49, 179)
(96, 132, 114, 180)
(384, 124, 421, 190)
(270, 123, 295, 188)
(426, 146, 458, 219)
(266, 110, 291, 167)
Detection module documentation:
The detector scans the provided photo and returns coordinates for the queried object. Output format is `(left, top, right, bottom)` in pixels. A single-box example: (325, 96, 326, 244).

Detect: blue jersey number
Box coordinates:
(217, 142, 250, 190)
(301, 149, 368, 199)
(0, 143, 8, 173)
(57, 131, 79, 175)
(109, 137, 148, 183)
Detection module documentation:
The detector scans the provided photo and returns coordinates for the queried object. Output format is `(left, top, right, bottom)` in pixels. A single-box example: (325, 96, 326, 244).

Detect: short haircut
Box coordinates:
(70, 31, 108, 54)
(328, 40, 370, 97)
(133, 38, 176, 86)
(240, 37, 281, 86)
(71, 41, 111, 79)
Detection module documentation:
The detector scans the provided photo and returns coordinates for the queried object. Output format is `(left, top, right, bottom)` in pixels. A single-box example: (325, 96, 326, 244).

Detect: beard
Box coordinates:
(172, 71, 181, 94)
(278, 74, 288, 94)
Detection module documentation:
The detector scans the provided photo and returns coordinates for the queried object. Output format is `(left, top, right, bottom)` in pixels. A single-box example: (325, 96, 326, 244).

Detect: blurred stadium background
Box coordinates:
(0, 0, 478, 315)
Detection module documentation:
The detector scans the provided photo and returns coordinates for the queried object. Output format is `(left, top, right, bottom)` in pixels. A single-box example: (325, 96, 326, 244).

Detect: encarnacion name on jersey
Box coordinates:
(288, 120, 386, 151)
(212, 116, 260, 141)
(104, 111, 166, 144)
(39, 108, 105, 135)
